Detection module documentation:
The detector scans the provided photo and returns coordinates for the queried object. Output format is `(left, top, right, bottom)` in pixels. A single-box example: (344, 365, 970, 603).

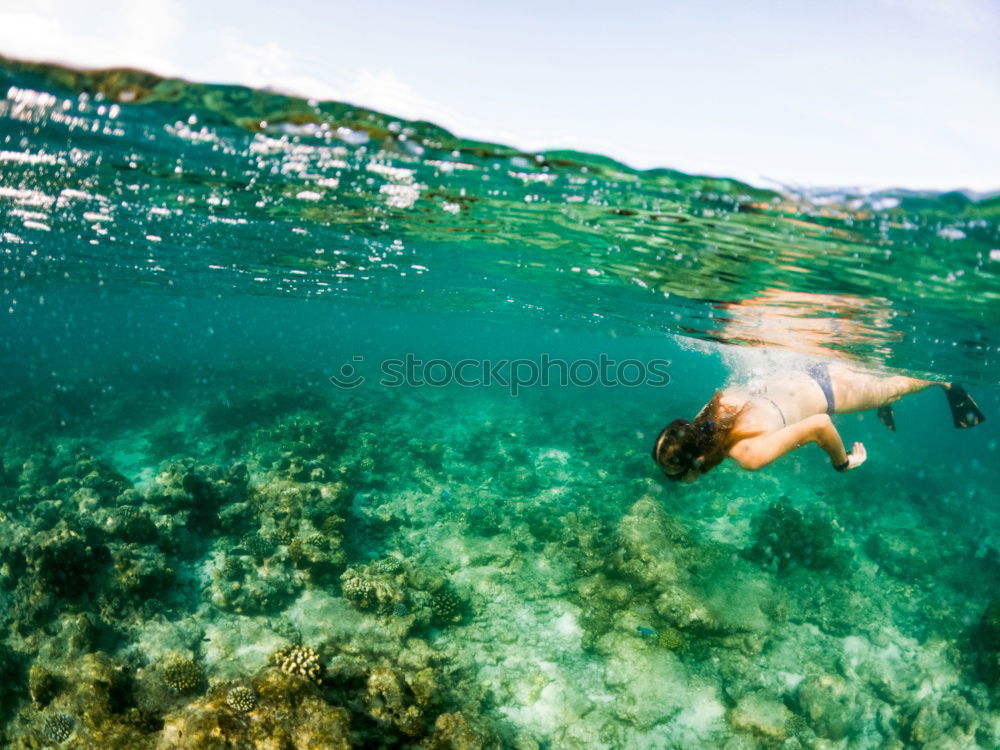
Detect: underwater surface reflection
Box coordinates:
(2, 56, 998, 381)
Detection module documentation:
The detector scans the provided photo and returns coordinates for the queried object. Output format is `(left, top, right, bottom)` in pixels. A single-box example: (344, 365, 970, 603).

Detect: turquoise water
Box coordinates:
(1, 56, 999, 748)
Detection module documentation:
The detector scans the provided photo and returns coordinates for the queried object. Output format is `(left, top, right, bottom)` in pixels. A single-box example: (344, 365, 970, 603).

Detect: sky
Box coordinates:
(1, 0, 998, 192)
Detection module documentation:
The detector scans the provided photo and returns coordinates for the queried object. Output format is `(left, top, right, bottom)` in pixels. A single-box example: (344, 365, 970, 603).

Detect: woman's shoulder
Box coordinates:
(719, 390, 779, 440)
(716, 387, 753, 411)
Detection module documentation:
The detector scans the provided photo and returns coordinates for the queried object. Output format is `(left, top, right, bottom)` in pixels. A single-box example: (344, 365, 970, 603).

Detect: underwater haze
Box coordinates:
(1, 57, 1000, 748)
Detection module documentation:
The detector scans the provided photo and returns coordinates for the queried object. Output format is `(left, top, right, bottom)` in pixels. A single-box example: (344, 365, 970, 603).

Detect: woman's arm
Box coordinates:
(729, 413, 863, 471)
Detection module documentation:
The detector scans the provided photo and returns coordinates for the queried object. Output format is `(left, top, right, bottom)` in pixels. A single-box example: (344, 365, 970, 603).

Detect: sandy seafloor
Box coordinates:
(0, 370, 998, 749)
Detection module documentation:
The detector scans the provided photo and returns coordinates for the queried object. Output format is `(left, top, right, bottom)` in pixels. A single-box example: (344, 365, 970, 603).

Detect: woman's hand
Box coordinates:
(841, 442, 867, 471)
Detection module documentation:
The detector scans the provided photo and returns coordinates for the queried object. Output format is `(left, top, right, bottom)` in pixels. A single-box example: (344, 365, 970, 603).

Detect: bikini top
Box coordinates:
(743, 380, 787, 427)
(760, 396, 787, 427)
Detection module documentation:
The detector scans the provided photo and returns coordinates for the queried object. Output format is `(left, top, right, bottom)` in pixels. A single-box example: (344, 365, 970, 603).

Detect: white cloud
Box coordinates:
(343, 69, 446, 122)
(214, 28, 341, 101)
(117, 0, 182, 68)
(0, 0, 183, 74)
(879, 0, 1000, 31)
(0, 4, 88, 64)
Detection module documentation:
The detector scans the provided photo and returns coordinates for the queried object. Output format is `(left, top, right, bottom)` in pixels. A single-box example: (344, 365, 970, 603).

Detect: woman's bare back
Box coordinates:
(719, 369, 833, 433)
(724, 363, 944, 431)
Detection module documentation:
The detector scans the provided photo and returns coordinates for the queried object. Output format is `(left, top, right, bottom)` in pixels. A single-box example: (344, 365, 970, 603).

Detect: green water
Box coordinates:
(1, 57, 999, 748)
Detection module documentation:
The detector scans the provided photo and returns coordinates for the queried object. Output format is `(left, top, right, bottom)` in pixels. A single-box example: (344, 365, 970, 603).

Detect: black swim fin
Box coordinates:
(877, 405, 896, 432)
(945, 384, 986, 428)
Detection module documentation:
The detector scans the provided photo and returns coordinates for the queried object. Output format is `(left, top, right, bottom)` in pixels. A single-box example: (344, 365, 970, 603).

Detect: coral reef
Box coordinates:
(0, 643, 23, 720)
(795, 674, 862, 741)
(271, 644, 323, 685)
(7, 651, 155, 748)
(425, 711, 491, 750)
(465, 503, 502, 537)
(158, 669, 351, 750)
(341, 560, 409, 614)
(365, 666, 426, 736)
(28, 663, 59, 707)
(0, 377, 997, 748)
(241, 531, 277, 562)
(431, 587, 465, 625)
(42, 712, 74, 743)
(745, 499, 851, 573)
(974, 595, 1000, 685)
(162, 658, 202, 694)
(224, 685, 256, 713)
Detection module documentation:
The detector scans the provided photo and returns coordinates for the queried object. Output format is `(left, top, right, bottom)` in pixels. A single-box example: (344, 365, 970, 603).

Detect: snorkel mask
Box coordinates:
(652, 419, 714, 481)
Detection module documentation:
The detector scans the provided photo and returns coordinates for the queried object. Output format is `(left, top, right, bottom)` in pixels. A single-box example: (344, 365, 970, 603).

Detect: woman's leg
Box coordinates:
(828, 364, 943, 414)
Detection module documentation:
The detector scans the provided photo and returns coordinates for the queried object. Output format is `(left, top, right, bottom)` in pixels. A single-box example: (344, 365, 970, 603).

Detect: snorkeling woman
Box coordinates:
(652, 362, 986, 481)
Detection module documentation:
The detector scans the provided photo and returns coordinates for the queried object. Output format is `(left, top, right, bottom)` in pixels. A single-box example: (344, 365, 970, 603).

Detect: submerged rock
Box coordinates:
(157, 670, 350, 750)
(28, 663, 60, 707)
(0, 644, 23, 719)
(796, 673, 862, 741)
(974, 595, 1000, 685)
(425, 711, 492, 750)
(745, 500, 850, 573)
(615, 496, 689, 586)
(12, 651, 153, 748)
(864, 528, 943, 581)
(727, 691, 792, 741)
(26, 526, 111, 600)
(145, 461, 248, 540)
(366, 666, 426, 736)
(341, 560, 409, 614)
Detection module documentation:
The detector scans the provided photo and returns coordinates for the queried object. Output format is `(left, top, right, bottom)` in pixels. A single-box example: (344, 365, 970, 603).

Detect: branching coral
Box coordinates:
(272, 644, 323, 685)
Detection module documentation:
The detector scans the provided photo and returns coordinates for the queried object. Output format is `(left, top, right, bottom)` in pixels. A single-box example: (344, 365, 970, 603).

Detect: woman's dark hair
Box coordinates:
(652, 392, 753, 481)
